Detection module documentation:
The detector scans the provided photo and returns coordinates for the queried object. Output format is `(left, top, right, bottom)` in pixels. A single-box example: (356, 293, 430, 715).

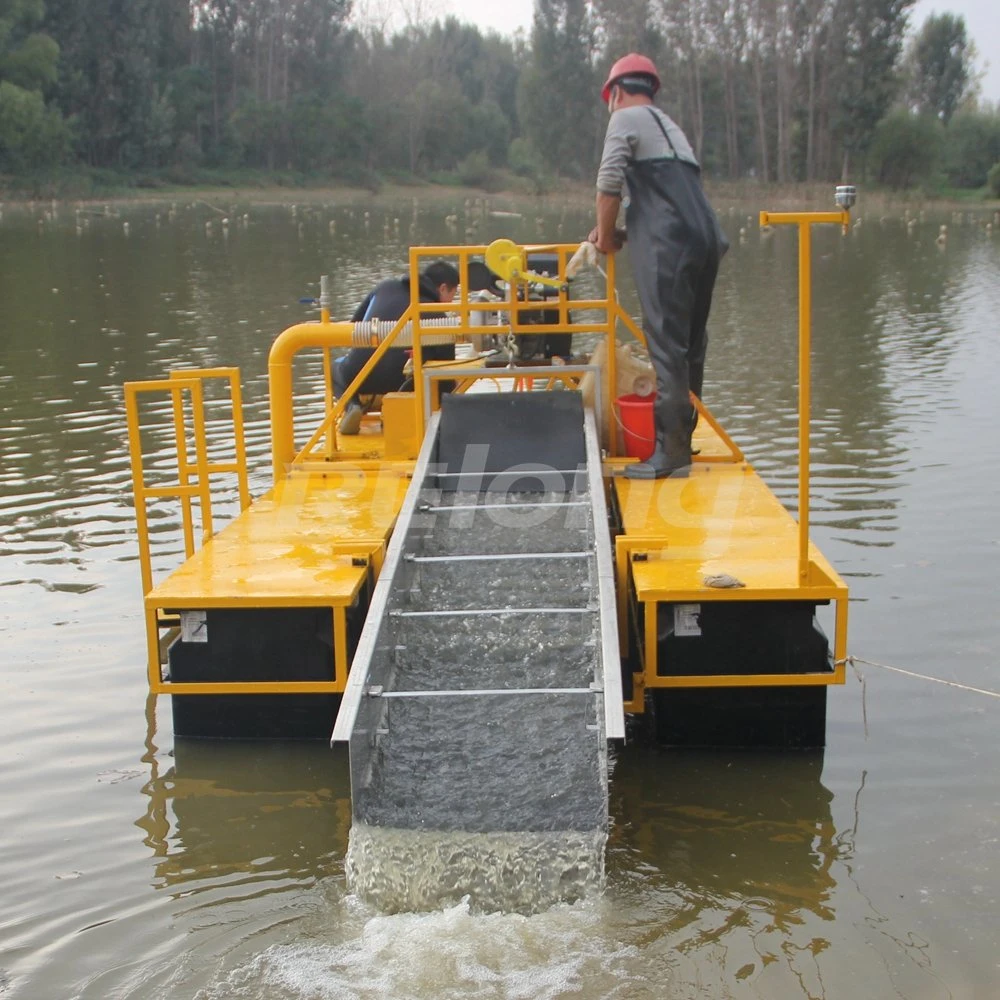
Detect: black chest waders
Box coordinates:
(623, 109, 727, 477)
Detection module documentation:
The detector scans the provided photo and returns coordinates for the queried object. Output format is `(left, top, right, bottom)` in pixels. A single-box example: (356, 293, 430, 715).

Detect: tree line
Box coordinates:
(0, 0, 997, 195)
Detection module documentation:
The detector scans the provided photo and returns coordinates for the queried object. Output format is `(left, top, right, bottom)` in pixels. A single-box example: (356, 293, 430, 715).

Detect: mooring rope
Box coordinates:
(836, 655, 1000, 700)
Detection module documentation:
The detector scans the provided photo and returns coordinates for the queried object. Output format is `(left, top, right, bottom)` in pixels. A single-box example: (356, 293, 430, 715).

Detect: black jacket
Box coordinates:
(350, 273, 444, 323)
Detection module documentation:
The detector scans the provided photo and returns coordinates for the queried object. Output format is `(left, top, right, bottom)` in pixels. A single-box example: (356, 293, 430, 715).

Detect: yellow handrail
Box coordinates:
(125, 378, 213, 596)
(268, 242, 648, 480)
(168, 367, 250, 512)
(758, 208, 851, 583)
(124, 368, 250, 681)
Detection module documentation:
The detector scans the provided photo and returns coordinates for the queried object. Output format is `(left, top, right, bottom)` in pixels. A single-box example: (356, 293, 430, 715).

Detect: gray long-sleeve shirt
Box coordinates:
(596, 104, 699, 198)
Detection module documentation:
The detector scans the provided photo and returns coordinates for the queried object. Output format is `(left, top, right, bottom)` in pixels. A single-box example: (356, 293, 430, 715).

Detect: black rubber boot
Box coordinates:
(625, 396, 692, 479)
(690, 405, 701, 456)
(624, 429, 691, 480)
(624, 456, 691, 479)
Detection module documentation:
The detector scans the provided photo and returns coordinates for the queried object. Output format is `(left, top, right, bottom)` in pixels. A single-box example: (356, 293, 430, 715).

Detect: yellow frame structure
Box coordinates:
(125, 367, 258, 694)
(620, 207, 852, 708)
(124, 228, 850, 713)
(759, 209, 850, 583)
(266, 243, 651, 478)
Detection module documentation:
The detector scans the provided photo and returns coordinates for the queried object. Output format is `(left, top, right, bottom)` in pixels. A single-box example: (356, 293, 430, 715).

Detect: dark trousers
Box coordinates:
(332, 348, 409, 399)
(634, 243, 719, 464)
(332, 345, 455, 399)
(625, 156, 726, 467)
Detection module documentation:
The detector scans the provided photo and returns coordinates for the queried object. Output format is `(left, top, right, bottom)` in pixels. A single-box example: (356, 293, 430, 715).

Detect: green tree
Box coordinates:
(867, 109, 941, 189)
(940, 110, 1000, 189)
(42, 0, 180, 167)
(830, 0, 915, 179)
(0, 0, 69, 174)
(0, 79, 69, 171)
(519, 0, 598, 177)
(988, 161, 1000, 198)
(908, 12, 970, 124)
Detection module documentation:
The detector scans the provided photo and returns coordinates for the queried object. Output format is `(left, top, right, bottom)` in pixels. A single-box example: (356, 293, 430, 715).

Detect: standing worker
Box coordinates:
(591, 53, 728, 478)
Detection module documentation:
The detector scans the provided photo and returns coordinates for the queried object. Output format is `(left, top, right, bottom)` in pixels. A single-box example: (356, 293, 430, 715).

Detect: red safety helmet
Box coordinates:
(601, 53, 660, 104)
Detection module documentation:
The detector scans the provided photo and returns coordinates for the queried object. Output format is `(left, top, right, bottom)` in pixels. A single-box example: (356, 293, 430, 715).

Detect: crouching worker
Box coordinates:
(334, 260, 459, 435)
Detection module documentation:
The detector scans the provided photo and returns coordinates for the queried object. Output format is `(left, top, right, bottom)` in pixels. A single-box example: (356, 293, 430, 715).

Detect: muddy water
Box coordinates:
(0, 196, 998, 998)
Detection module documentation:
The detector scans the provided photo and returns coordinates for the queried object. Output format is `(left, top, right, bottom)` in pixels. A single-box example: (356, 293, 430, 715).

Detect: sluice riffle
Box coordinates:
(335, 395, 619, 914)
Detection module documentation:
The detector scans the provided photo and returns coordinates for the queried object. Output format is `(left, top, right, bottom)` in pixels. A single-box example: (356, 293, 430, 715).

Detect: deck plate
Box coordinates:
(615, 464, 847, 602)
(146, 471, 408, 608)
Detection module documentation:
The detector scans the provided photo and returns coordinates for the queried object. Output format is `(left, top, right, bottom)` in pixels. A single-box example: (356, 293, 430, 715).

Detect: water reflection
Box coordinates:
(607, 747, 951, 997)
(611, 748, 835, 913)
(138, 719, 352, 899)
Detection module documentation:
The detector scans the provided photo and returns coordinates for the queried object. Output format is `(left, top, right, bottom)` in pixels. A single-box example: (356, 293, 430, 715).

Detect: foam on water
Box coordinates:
(345, 822, 606, 914)
(195, 895, 643, 1000)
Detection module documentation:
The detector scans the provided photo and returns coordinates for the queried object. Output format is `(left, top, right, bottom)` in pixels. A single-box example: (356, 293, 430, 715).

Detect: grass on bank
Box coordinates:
(0, 161, 556, 201)
(1, 164, 998, 213)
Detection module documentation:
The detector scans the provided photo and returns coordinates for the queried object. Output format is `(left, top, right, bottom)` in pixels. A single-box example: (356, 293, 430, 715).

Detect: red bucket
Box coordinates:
(616, 393, 656, 460)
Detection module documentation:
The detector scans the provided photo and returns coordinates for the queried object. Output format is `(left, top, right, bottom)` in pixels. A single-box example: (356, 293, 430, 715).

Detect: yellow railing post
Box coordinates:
(758, 203, 851, 583)
(605, 252, 619, 455)
(189, 378, 214, 542)
(409, 245, 426, 442)
(170, 381, 196, 558)
(797, 220, 812, 581)
(124, 384, 155, 599)
(322, 349, 335, 457)
(228, 374, 250, 510)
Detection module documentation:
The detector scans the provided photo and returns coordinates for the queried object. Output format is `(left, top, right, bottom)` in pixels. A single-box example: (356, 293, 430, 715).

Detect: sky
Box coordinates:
(912, 0, 999, 103)
(433, 0, 999, 105)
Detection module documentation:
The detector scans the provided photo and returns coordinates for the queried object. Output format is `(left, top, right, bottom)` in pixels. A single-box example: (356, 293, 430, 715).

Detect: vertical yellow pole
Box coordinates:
(605, 252, 618, 455)
(644, 599, 658, 681)
(614, 537, 629, 651)
(834, 597, 849, 683)
(189, 380, 214, 542)
(228, 372, 251, 511)
(270, 356, 294, 483)
(410, 247, 426, 434)
(146, 607, 162, 692)
(321, 274, 332, 453)
(334, 606, 348, 687)
(798, 222, 812, 581)
(171, 385, 195, 558)
(458, 250, 470, 330)
(125, 387, 154, 598)
(557, 247, 569, 330)
(322, 350, 334, 457)
(762, 207, 850, 579)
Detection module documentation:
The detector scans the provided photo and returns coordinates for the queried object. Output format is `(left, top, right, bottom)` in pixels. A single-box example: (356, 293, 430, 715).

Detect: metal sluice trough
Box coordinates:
(332, 392, 624, 912)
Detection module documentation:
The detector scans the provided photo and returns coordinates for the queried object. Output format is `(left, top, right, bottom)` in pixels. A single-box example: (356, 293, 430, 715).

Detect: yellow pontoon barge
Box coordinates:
(125, 203, 851, 757)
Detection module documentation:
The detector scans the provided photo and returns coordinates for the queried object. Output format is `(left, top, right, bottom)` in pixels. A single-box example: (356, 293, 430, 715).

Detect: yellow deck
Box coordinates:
(146, 470, 408, 610)
(141, 469, 410, 696)
(616, 464, 846, 603)
(609, 412, 847, 700)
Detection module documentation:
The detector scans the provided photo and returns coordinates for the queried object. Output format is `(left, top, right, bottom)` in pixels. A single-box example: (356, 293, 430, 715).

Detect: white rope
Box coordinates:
(837, 655, 1000, 700)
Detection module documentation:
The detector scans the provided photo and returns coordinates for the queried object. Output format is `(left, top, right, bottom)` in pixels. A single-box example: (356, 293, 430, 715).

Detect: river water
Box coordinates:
(0, 194, 998, 998)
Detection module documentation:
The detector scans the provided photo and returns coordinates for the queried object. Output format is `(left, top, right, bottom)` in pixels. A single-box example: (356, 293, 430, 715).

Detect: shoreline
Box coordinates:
(2, 178, 996, 213)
